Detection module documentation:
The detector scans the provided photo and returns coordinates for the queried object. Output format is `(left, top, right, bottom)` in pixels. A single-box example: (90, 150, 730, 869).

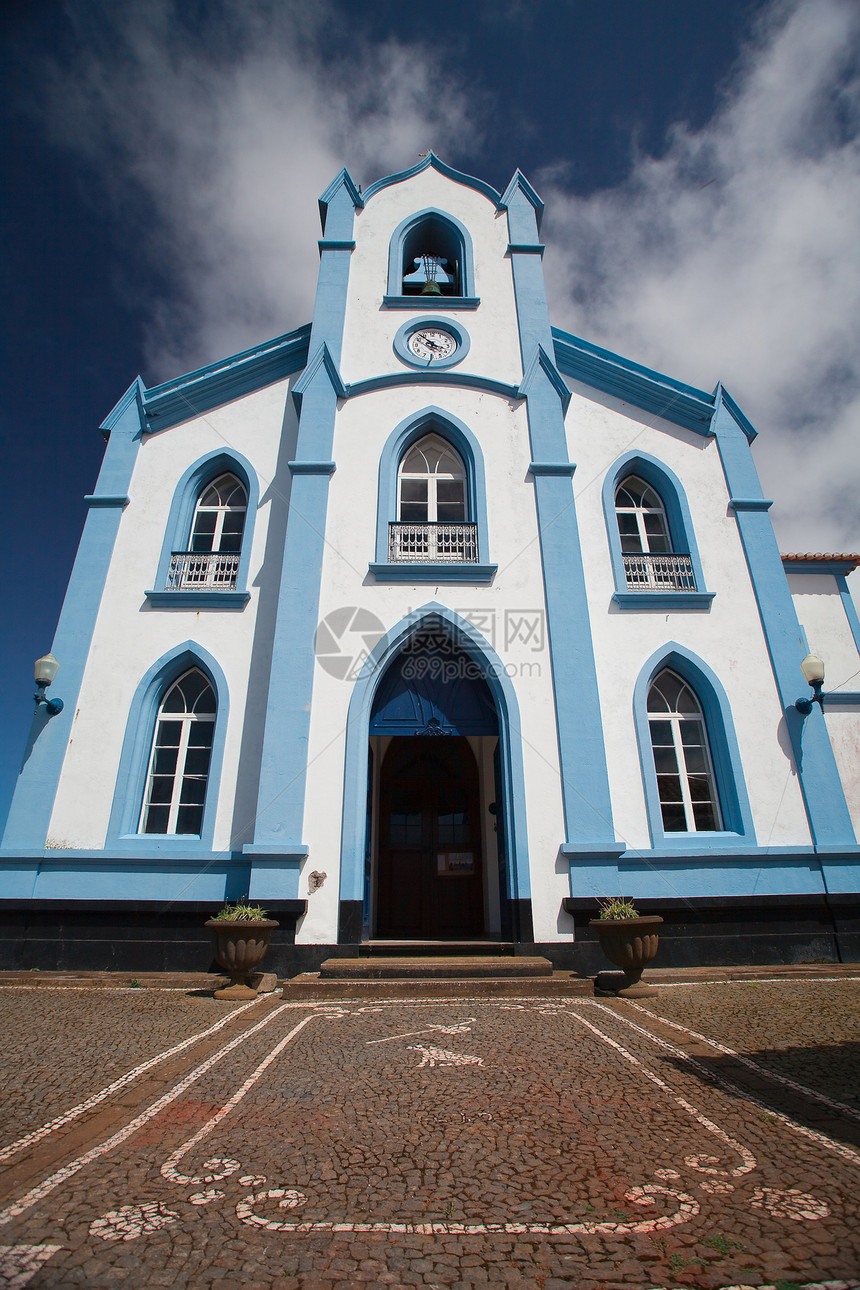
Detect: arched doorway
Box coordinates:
(377, 738, 483, 938)
(368, 632, 499, 940)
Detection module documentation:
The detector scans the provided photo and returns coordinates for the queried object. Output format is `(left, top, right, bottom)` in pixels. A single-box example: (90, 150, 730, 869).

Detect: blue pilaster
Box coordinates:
(501, 172, 616, 846)
(244, 171, 360, 896)
(712, 387, 855, 848)
(2, 381, 144, 850)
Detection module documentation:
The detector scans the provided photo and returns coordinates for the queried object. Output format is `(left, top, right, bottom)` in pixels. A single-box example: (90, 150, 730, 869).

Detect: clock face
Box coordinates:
(407, 327, 458, 362)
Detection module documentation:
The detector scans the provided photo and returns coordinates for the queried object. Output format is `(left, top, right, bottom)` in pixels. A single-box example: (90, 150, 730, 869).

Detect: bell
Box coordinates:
(421, 278, 443, 295)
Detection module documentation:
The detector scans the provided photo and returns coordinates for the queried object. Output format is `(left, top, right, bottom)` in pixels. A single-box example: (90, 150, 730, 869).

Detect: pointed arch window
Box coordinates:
(615, 476, 671, 555)
(168, 472, 247, 591)
(385, 210, 477, 307)
(647, 670, 720, 833)
(393, 434, 475, 562)
(139, 669, 216, 836)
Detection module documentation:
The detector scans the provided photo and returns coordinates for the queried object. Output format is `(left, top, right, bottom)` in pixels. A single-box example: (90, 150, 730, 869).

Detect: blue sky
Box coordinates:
(2, 0, 859, 831)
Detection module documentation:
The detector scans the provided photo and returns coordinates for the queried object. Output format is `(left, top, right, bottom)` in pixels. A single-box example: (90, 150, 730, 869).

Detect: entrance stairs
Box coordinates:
(282, 942, 593, 999)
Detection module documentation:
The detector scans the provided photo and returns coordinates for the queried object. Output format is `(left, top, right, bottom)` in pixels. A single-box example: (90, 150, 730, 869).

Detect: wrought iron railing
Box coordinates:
(166, 551, 240, 591)
(389, 522, 479, 563)
(623, 552, 696, 591)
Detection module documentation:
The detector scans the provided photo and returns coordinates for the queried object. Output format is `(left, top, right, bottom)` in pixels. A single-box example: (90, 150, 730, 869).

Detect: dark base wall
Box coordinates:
(0, 894, 857, 975)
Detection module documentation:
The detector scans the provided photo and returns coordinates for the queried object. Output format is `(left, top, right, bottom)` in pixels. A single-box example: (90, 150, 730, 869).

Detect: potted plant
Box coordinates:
(588, 897, 663, 997)
(206, 900, 279, 1000)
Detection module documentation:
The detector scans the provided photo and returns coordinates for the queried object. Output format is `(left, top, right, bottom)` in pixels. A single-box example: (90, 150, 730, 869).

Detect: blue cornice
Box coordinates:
(381, 295, 480, 310)
(288, 460, 336, 475)
(518, 344, 571, 414)
(612, 590, 716, 610)
(318, 168, 363, 233)
(100, 377, 147, 440)
(715, 383, 758, 442)
(291, 341, 348, 412)
(552, 326, 716, 435)
(142, 326, 311, 432)
(499, 170, 545, 233)
(361, 152, 502, 207)
(507, 243, 545, 256)
(369, 562, 498, 584)
(731, 498, 774, 512)
(144, 590, 250, 608)
(84, 494, 130, 509)
(528, 461, 577, 477)
(347, 371, 522, 401)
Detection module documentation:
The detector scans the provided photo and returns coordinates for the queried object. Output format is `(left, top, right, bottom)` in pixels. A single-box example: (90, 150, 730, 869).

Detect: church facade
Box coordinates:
(3, 155, 859, 971)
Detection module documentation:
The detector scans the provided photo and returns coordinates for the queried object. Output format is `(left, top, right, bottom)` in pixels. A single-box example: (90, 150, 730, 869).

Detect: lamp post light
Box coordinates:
(34, 653, 64, 716)
(795, 653, 826, 716)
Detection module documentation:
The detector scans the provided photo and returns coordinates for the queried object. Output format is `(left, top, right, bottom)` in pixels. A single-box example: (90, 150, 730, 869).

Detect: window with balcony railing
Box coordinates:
(615, 475, 697, 592)
(165, 472, 246, 591)
(390, 434, 478, 563)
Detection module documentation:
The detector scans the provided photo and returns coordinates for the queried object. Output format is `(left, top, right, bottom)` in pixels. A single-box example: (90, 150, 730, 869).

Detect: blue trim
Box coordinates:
(361, 152, 502, 208)
(835, 574, 860, 655)
(0, 856, 254, 903)
(499, 170, 545, 234)
(612, 591, 715, 610)
(552, 327, 717, 436)
(3, 384, 144, 851)
(382, 296, 480, 311)
(507, 244, 545, 256)
(84, 494, 129, 509)
(142, 326, 310, 432)
(369, 563, 497, 583)
(505, 182, 615, 847)
(632, 642, 756, 849)
(393, 316, 470, 370)
(518, 345, 571, 415)
(712, 386, 855, 847)
(149, 449, 259, 604)
(569, 851, 859, 903)
(288, 460, 336, 475)
(247, 175, 357, 871)
(784, 558, 859, 576)
(528, 462, 576, 477)
(731, 498, 774, 512)
(145, 591, 250, 608)
(339, 604, 531, 911)
(602, 451, 711, 606)
(386, 207, 477, 301)
(372, 406, 492, 572)
(318, 240, 355, 252)
(318, 168, 363, 232)
(106, 642, 229, 851)
(347, 372, 520, 401)
(717, 385, 759, 442)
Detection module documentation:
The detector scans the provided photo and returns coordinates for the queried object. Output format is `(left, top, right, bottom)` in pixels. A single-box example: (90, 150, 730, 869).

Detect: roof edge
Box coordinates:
(361, 152, 502, 207)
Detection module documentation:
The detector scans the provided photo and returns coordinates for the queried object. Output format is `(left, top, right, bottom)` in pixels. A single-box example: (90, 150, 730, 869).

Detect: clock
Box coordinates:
(393, 316, 470, 370)
(407, 327, 458, 362)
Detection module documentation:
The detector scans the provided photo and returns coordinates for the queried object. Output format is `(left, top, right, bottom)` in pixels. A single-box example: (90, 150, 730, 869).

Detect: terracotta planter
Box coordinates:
(205, 918, 279, 1000)
(588, 915, 663, 997)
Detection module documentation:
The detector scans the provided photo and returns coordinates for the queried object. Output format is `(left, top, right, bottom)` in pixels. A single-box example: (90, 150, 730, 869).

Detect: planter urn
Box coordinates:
(588, 915, 663, 997)
(206, 918, 279, 1000)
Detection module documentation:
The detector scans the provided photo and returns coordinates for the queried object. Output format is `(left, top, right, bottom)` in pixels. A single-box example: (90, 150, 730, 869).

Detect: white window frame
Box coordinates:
(615, 475, 671, 554)
(397, 434, 467, 523)
(139, 670, 216, 836)
(648, 670, 722, 833)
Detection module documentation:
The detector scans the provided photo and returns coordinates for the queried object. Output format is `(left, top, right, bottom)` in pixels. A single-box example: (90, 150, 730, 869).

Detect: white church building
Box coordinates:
(3, 154, 859, 972)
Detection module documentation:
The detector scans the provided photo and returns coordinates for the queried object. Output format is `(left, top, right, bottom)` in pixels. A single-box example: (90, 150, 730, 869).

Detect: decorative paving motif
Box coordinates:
(88, 1202, 180, 1242)
(406, 1043, 485, 1067)
(0, 1245, 62, 1290)
(749, 1187, 831, 1221)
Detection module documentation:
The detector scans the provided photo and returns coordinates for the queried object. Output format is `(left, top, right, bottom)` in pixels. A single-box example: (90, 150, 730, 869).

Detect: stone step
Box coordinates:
(318, 955, 553, 980)
(361, 941, 515, 958)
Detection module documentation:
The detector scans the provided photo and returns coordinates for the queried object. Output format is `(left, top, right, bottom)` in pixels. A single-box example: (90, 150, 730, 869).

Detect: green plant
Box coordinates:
(597, 896, 639, 920)
(129, 979, 143, 988)
(705, 1234, 744, 1255)
(211, 898, 269, 922)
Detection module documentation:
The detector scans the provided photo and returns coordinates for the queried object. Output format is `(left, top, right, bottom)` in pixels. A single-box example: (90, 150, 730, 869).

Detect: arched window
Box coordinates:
(190, 473, 247, 554)
(385, 210, 477, 305)
(647, 669, 720, 833)
(393, 434, 473, 562)
(602, 453, 712, 605)
(170, 473, 247, 591)
(398, 435, 467, 523)
(139, 669, 216, 835)
(615, 476, 671, 555)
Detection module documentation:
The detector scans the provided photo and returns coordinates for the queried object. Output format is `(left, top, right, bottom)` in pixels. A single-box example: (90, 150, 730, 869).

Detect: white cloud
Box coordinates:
(42, 1, 480, 379)
(540, 0, 860, 552)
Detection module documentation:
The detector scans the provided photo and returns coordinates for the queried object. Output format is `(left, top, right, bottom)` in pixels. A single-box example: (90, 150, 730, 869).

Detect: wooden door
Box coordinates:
(377, 737, 483, 939)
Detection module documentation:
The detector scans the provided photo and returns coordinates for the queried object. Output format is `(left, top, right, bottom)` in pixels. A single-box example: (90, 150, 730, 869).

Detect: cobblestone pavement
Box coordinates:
(1, 979, 859, 1289)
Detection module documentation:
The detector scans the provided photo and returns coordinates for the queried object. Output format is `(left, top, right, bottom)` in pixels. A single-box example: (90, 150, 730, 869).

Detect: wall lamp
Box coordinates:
(794, 653, 826, 716)
(34, 653, 64, 716)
